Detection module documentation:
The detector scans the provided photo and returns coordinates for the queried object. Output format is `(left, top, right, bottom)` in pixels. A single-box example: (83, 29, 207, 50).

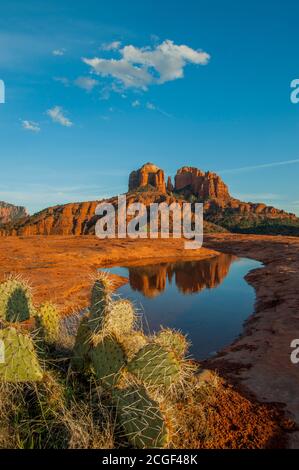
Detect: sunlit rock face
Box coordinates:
(128, 162, 166, 194)
(1, 162, 298, 237)
(174, 166, 230, 201)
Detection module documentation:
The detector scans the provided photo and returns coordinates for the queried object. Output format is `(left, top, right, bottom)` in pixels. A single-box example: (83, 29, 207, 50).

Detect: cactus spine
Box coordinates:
(90, 335, 126, 387)
(0, 327, 43, 382)
(36, 302, 60, 345)
(0, 277, 35, 323)
(127, 343, 181, 389)
(113, 385, 169, 449)
(153, 328, 189, 358)
(88, 275, 113, 333)
(72, 316, 92, 372)
(70, 273, 196, 448)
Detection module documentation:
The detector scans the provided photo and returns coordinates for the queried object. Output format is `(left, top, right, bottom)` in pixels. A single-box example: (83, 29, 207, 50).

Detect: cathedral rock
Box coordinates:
(128, 163, 166, 194)
(1, 162, 298, 236)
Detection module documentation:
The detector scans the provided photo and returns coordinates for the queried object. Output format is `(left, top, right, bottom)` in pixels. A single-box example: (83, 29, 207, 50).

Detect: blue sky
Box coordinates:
(1, 0, 299, 215)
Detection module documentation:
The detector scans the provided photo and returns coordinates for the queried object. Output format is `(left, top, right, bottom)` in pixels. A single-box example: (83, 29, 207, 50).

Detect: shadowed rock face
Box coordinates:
(175, 167, 230, 201)
(127, 253, 236, 297)
(0, 202, 27, 226)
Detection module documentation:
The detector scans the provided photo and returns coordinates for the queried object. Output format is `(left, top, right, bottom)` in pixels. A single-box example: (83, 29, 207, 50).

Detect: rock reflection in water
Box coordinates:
(127, 254, 237, 298)
(101, 255, 260, 359)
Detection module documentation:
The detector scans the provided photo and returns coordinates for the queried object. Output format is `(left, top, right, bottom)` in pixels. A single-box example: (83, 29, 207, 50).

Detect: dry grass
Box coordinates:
(0, 370, 115, 449)
(0, 271, 290, 450)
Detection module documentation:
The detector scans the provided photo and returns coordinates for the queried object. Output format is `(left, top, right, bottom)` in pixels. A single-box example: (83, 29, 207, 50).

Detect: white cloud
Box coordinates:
(74, 76, 98, 91)
(132, 100, 140, 107)
(131, 100, 172, 117)
(21, 120, 40, 132)
(101, 40, 122, 51)
(47, 106, 73, 127)
(52, 48, 65, 56)
(220, 159, 299, 174)
(83, 39, 210, 90)
(146, 102, 156, 110)
(53, 76, 70, 86)
(146, 101, 172, 117)
(234, 193, 284, 202)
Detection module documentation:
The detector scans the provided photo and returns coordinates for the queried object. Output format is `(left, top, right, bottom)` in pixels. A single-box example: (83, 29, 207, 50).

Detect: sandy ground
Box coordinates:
(0, 236, 218, 314)
(203, 234, 299, 448)
(0, 233, 299, 447)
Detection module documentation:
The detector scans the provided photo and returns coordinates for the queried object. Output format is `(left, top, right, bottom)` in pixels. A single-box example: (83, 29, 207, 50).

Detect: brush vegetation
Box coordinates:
(0, 273, 219, 449)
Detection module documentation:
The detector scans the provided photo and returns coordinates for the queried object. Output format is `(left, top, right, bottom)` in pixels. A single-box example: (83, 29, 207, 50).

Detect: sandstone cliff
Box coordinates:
(175, 166, 230, 201)
(0, 192, 226, 237)
(0, 202, 28, 226)
(0, 201, 99, 236)
(171, 166, 298, 232)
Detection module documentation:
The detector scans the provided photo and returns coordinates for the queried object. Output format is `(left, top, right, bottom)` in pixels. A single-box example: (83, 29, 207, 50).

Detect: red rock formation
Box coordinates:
(0, 202, 27, 226)
(167, 176, 174, 193)
(175, 167, 230, 200)
(1, 163, 298, 237)
(0, 193, 226, 237)
(0, 201, 99, 236)
(129, 163, 166, 193)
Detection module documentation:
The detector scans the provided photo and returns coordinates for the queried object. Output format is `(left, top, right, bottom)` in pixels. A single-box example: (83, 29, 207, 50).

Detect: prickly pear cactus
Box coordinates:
(127, 344, 181, 388)
(36, 302, 59, 345)
(113, 385, 169, 448)
(154, 328, 189, 358)
(103, 299, 135, 337)
(120, 331, 147, 360)
(90, 335, 126, 387)
(0, 277, 35, 323)
(88, 276, 113, 332)
(0, 327, 43, 382)
(88, 275, 136, 340)
(72, 316, 92, 372)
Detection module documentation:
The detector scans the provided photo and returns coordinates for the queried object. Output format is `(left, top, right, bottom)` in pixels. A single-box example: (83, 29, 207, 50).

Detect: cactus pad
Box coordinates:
(104, 299, 135, 336)
(72, 316, 92, 372)
(120, 331, 147, 360)
(0, 277, 35, 323)
(154, 328, 189, 358)
(90, 335, 126, 387)
(36, 302, 59, 344)
(113, 386, 169, 448)
(127, 344, 181, 388)
(89, 277, 113, 332)
(0, 327, 43, 382)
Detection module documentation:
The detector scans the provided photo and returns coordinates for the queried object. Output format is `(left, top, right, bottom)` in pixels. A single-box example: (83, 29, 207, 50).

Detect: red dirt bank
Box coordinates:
(0, 233, 298, 447)
(203, 233, 299, 448)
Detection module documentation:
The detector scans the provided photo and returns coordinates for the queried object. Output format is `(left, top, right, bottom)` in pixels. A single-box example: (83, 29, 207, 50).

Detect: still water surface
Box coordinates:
(101, 254, 261, 360)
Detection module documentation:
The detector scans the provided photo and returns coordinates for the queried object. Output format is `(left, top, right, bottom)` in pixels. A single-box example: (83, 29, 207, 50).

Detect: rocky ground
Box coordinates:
(0, 233, 298, 447)
(203, 233, 299, 448)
